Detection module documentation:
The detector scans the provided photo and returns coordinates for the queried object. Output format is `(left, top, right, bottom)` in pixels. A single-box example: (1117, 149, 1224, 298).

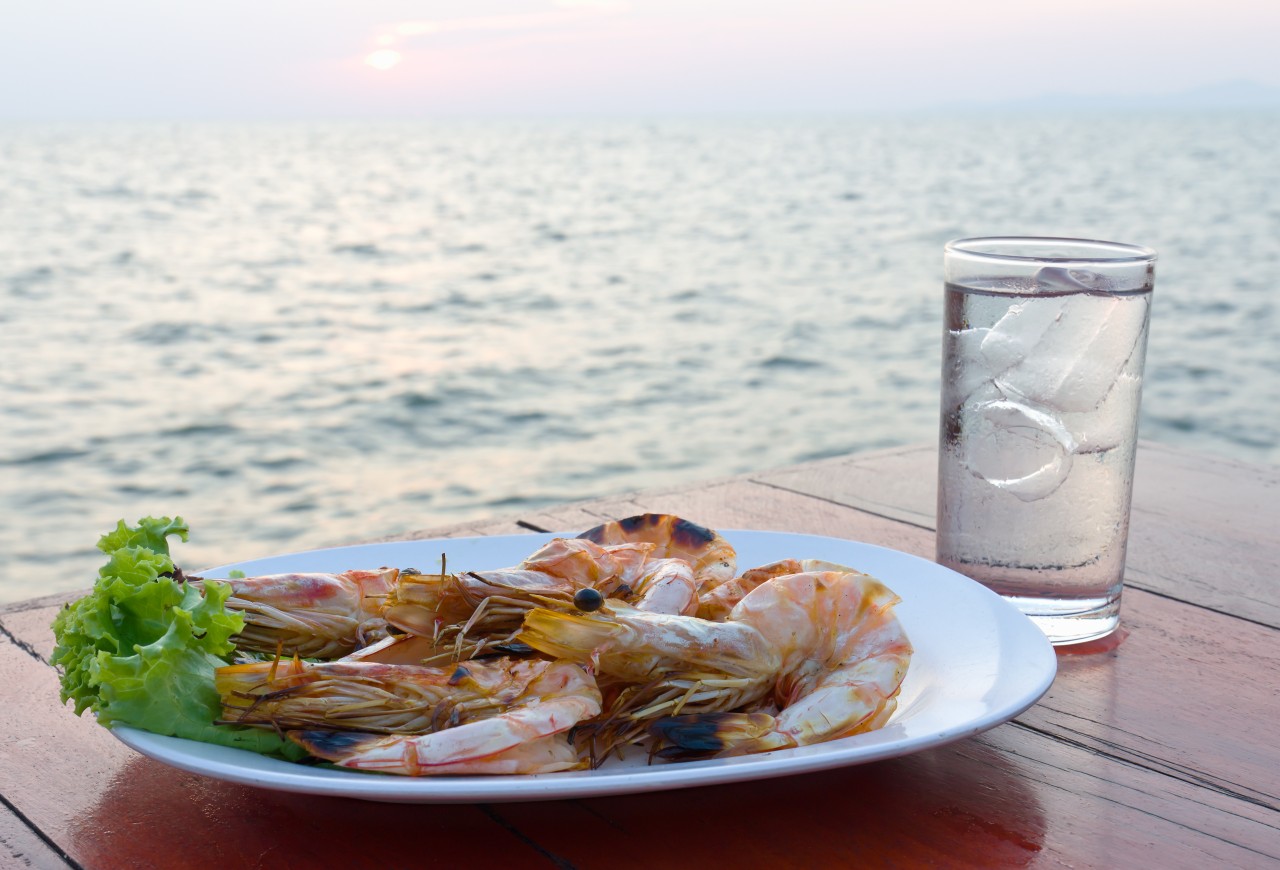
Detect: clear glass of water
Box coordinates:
(936, 237, 1156, 645)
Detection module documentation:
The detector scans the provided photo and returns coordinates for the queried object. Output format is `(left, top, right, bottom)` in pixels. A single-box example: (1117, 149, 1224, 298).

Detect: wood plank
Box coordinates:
(5, 631, 1275, 869)
(1124, 443, 1280, 628)
(498, 722, 1278, 869)
(0, 802, 71, 870)
(1133, 442, 1278, 543)
(0, 591, 82, 618)
(749, 443, 938, 528)
(1024, 586, 1280, 809)
(1, 607, 58, 664)
(751, 442, 1280, 627)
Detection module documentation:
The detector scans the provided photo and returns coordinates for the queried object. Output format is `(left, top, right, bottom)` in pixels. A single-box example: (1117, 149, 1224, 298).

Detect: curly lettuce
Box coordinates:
(51, 517, 301, 757)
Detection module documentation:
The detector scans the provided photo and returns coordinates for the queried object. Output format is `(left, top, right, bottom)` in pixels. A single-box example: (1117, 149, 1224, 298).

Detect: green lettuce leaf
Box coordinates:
(96, 516, 189, 559)
(51, 516, 302, 759)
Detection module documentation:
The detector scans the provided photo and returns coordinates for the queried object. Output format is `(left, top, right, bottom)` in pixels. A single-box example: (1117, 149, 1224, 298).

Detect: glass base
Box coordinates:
(1003, 593, 1121, 646)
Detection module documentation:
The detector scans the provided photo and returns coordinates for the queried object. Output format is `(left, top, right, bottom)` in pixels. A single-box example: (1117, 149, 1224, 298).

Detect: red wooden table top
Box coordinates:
(2, 442, 1277, 869)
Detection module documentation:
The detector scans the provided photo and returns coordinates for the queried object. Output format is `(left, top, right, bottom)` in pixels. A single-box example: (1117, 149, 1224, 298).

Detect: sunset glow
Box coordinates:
(364, 49, 402, 71)
(1, 1, 1277, 119)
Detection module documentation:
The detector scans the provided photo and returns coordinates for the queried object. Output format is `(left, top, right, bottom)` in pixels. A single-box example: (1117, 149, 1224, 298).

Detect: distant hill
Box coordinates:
(941, 80, 1280, 114)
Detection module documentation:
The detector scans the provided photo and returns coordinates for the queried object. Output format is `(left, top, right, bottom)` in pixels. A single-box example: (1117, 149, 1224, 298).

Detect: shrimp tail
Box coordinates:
(648, 712, 794, 759)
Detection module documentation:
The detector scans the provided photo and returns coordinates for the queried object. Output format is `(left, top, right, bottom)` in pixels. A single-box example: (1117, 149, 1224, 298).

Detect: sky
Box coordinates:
(3, 0, 1279, 120)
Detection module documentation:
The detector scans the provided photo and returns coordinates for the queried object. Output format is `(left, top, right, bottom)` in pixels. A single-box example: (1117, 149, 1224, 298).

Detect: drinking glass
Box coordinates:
(936, 237, 1156, 645)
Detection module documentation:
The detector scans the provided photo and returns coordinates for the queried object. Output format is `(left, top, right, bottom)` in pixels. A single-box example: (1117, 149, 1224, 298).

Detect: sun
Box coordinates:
(364, 49, 403, 71)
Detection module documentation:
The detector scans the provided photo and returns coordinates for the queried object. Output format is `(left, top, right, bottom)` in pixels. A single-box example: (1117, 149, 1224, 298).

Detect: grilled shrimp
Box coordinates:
(382, 537, 681, 661)
(205, 521, 726, 663)
(204, 569, 399, 659)
(374, 517, 733, 655)
(517, 600, 781, 762)
(697, 559, 858, 621)
(650, 571, 912, 758)
(287, 659, 601, 775)
(217, 656, 557, 734)
(577, 514, 737, 591)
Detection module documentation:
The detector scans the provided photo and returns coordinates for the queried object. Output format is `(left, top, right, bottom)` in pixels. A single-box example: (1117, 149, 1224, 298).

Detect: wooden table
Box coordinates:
(2, 442, 1277, 869)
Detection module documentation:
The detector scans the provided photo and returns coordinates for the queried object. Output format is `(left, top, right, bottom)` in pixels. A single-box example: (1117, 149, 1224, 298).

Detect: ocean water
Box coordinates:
(2, 114, 1277, 604)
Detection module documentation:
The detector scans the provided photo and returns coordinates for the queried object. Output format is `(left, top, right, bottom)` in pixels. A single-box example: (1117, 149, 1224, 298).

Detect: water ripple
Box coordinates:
(1, 114, 1277, 602)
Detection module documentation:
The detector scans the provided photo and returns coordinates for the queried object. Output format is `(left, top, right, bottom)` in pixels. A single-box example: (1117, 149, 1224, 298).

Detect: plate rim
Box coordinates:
(110, 529, 1057, 803)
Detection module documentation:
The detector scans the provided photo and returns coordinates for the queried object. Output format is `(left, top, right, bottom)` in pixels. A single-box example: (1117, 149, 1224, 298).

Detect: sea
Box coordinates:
(2, 113, 1277, 605)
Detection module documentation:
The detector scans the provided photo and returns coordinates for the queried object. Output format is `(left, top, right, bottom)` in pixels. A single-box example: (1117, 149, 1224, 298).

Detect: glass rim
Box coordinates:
(945, 236, 1157, 265)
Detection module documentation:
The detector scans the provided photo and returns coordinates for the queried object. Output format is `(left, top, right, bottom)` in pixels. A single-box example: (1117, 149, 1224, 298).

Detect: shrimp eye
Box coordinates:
(573, 588, 604, 612)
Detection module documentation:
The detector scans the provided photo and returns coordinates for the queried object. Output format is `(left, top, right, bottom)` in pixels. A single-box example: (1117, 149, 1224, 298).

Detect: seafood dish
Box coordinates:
(53, 514, 912, 777)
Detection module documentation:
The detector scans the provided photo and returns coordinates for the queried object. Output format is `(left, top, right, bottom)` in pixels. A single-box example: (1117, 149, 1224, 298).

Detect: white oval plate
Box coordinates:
(111, 530, 1056, 803)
